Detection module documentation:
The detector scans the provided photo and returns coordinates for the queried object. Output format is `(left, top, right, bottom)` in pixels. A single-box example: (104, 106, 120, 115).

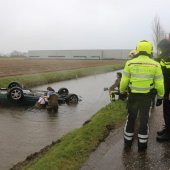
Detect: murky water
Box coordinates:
(0, 71, 119, 170)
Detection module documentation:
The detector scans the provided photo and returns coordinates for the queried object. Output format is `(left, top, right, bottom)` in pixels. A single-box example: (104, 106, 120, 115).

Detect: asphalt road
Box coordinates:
(81, 105, 170, 170)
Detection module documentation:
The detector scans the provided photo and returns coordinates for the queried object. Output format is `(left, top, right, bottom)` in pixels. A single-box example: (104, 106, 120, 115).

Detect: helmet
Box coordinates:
(136, 40, 153, 55)
(158, 39, 170, 60)
(128, 50, 137, 58)
(158, 39, 170, 54)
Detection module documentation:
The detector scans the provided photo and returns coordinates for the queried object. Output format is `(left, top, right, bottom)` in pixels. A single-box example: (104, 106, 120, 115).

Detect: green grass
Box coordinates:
(0, 64, 123, 88)
(13, 100, 127, 170)
(5, 63, 125, 170)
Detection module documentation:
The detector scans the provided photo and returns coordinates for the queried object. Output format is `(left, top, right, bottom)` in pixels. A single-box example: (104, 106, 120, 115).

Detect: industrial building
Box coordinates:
(28, 49, 131, 60)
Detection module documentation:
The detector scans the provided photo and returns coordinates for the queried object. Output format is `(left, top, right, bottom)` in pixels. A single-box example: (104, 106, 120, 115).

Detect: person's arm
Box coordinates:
(42, 91, 52, 99)
(154, 64, 164, 99)
(120, 62, 130, 93)
(109, 79, 119, 91)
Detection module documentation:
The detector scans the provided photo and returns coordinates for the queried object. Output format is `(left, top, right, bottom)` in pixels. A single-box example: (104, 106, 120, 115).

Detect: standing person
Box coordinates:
(109, 72, 122, 101)
(120, 40, 164, 151)
(156, 39, 170, 142)
(36, 87, 56, 108)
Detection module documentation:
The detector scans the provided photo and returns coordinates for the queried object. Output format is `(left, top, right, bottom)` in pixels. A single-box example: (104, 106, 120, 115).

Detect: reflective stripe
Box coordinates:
(138, 139, 148, 143)
(129, 84, 154, 91)
(124, 120, 134, 136)
(160, 60, 170, 68)
(138, 134, 149, 138)
(124, 120, 134, 140)
(157, 96, 163, 99)
(124, 135, 133, 141)
(123, 71, 131, 77)
(155, 74, 163, 79)
(165, 65, 170, 68)
(128, 62, 158, 67)
(124, 131, 134, 137)
(131, 74, 154, 78)
(138, 126, 149, 144)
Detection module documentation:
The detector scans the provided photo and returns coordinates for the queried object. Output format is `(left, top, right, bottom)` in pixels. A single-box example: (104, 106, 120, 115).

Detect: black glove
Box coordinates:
(156, 99, 162, 106)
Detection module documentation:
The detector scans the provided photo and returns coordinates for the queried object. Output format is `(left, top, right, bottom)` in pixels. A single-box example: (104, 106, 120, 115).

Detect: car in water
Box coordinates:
(0, 82, 80, 107)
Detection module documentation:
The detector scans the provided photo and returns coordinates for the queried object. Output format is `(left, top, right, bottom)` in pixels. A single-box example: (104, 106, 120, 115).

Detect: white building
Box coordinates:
(28, 49, 131, 60)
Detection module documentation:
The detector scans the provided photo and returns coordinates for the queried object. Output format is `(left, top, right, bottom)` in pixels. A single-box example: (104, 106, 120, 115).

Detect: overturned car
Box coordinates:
(0, 82, 80, 110)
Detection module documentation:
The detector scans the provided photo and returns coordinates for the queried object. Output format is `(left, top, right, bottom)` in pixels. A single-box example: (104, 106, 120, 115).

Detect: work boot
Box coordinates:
(138, 142, 147, 152)
(157, 126, 167, 136)
(124, 139, 132, 152)
(124, 144, 131, 152)
(156, 131, 170, 142)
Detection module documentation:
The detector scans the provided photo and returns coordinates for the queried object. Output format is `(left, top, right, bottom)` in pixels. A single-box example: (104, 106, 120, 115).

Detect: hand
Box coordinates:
(119, 92, 127, 100)
(156, 99, 162, 106)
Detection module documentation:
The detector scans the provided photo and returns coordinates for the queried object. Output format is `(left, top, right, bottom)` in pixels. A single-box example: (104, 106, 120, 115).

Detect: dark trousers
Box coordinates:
(124, 93, 151, 144)
(163, 99, 170, 130)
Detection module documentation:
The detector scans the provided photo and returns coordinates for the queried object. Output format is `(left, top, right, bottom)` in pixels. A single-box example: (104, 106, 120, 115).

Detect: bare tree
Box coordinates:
(10, 50, 27, 58)
(152, 16, 165, 56)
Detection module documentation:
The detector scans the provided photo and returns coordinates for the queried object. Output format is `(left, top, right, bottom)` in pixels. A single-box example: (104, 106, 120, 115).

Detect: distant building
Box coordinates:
(28, 49, 131, 60)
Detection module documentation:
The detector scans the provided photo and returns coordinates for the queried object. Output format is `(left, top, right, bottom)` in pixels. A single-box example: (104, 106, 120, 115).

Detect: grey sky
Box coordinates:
(0, 0, 169, 53)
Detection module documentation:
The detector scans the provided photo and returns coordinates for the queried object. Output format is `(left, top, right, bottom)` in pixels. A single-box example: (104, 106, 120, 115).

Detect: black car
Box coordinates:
(0, 82, 80, 107)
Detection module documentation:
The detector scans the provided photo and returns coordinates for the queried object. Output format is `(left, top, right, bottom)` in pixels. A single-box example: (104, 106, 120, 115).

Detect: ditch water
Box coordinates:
(0, 71, 119, 169)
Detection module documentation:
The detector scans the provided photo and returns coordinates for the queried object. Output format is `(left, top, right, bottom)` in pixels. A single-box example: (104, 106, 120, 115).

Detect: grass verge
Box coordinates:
(11, 100, 127, 170)
(0, 64, 123, 88)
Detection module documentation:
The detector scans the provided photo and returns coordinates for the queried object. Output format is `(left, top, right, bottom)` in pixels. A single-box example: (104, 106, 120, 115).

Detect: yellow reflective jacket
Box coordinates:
(120, 55, 164, 98)
(160, 59, 170, 96)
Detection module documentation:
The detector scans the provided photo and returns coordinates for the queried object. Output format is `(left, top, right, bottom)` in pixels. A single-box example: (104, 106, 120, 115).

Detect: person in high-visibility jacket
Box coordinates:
(156, 39, 170, 142)
(120, 40, 164, 152)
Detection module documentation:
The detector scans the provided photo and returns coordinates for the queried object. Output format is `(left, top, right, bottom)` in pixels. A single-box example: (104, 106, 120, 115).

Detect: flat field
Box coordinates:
(0, 58, 125, 77)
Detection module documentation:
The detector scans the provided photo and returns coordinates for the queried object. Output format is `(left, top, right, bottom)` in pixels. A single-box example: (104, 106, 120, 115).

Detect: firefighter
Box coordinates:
(156, 39, 170, 142)
(120, 40, 164, 151)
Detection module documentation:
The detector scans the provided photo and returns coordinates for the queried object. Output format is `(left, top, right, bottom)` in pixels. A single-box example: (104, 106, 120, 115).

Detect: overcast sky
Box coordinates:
(0, 0, 169, 53)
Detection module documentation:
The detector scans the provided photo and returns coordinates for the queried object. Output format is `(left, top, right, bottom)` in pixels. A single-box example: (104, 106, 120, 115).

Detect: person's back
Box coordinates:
(120, 40, 164, 152)
(121, 54, 164, 96)
(47, 94, 58, 112)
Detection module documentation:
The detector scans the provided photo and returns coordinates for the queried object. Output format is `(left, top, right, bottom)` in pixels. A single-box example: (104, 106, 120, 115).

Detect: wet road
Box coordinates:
(0, 71, 117, 170)
(81, 106, 170, 170)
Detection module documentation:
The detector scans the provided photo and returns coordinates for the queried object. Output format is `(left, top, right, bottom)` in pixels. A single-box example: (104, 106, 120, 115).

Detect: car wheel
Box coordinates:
(66, 94, 78, 104)
(7, 87, 24, 102)
(58, 88, 69, 95)
(8, 82, 22, 89)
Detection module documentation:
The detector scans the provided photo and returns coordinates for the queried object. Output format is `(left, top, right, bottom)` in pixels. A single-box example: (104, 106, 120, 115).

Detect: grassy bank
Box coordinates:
(0, 64, 123, 88)
(12, 100, 127, 170)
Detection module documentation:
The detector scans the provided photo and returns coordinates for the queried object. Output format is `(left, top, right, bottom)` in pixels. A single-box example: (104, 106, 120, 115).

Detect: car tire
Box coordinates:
(58, 88, 69, 95)
(66, 94, 78, 104)
(7, 87, 24, 102)
(8, 82, 22, 89)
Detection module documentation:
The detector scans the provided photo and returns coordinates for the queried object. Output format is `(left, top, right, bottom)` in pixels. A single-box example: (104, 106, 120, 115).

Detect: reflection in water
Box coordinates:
(0, 71, 119, 169)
